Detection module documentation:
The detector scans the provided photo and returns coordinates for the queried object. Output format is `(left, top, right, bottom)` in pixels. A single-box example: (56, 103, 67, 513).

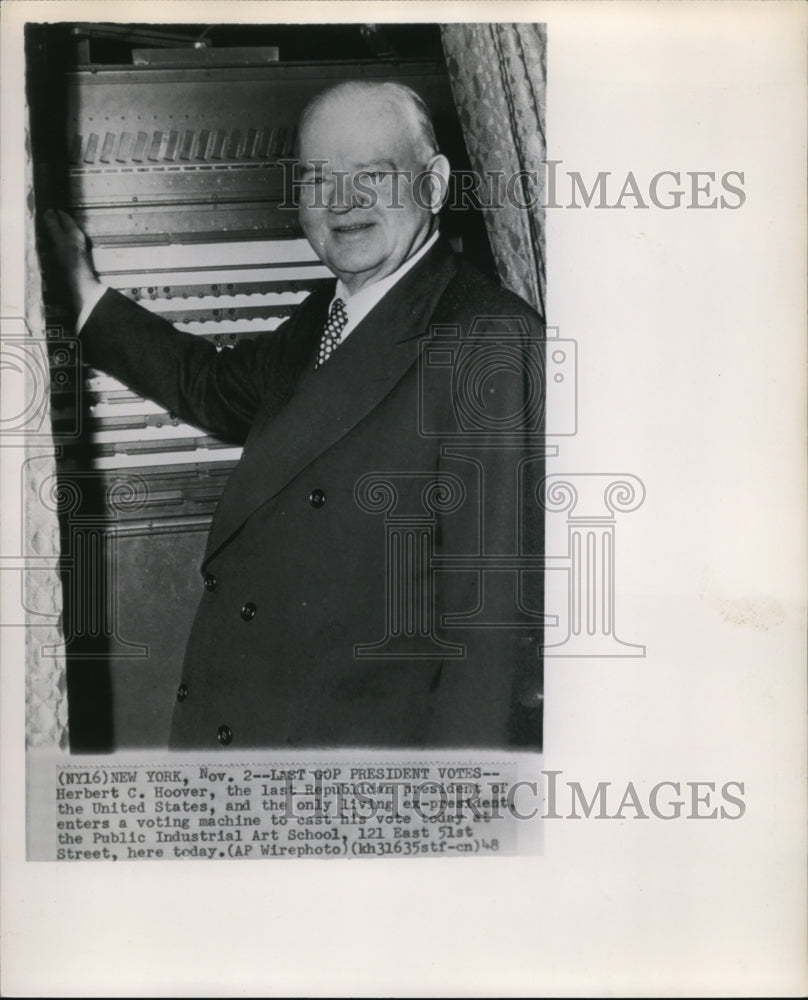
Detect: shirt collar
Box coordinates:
(331, 230, 440, 325)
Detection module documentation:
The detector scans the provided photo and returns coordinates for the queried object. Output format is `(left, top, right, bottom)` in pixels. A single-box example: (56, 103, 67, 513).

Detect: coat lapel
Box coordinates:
(203, 238, 458, 566)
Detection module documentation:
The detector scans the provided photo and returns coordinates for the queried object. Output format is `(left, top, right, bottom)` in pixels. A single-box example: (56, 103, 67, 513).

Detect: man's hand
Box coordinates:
(42, 209, 102, 316)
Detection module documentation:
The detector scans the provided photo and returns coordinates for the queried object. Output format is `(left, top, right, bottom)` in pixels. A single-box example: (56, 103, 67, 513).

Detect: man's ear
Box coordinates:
(424, 154, 452, 214)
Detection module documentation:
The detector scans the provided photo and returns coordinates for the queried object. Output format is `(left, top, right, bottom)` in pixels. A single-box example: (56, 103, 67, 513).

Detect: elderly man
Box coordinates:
(45, 80, 543, 750)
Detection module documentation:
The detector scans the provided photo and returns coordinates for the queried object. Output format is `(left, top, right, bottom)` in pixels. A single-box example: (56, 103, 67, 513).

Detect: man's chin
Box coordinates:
(329, 251, 386, 283)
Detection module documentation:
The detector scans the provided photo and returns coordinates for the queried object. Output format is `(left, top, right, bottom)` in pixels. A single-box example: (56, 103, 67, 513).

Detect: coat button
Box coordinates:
(240, 602, 256, 621)
(308, 488, 326, 508)
(204, 573, 217, 592)
(176, 682, 188, 702)
(217, 724, 233, 746)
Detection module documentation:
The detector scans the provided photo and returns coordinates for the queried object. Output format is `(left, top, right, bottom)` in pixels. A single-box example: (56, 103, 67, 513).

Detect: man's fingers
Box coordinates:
(42, 212, 92, 270)
(42, 209, 83, 240)
(39, 209, 101, 313)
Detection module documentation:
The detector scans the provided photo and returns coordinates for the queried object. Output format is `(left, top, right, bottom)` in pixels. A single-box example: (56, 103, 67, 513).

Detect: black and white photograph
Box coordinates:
(27, 19, 547, 755)
(1, 1, 805, 996)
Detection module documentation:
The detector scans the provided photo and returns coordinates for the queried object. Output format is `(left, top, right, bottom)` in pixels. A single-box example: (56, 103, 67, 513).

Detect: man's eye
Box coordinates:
(362, 171, 387, 183)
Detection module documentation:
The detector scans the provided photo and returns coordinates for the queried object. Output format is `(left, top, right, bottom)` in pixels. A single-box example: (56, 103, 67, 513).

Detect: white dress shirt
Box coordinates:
(328, 229, 439, 344)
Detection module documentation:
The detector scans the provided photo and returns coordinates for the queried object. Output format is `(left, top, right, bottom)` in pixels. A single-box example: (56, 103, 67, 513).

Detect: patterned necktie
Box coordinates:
(315, 297, 348, 369)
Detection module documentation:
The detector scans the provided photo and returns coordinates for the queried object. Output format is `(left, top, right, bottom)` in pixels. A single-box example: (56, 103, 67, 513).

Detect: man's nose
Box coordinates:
(326, 172, 371, 212)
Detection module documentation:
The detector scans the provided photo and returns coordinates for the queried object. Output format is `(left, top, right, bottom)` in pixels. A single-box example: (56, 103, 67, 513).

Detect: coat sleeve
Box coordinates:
(79, 287, 313, 444)
(427, 294, 545, 749)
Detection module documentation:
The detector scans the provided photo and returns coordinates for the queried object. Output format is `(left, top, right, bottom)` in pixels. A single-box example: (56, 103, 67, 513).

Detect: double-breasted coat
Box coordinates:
(81, 238, 544, 749)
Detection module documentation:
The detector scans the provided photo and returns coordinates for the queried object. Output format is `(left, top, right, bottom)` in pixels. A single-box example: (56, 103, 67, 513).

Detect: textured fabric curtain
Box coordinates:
(23, 105, 69, 749)
(441, 23, 547, 319)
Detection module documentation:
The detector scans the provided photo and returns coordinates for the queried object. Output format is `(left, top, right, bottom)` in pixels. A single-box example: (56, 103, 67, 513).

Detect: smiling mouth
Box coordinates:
(332, 223, 374, 235)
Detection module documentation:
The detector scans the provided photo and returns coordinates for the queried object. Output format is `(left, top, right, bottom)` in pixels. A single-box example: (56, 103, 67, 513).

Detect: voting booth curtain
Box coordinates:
(441, 23, 547, 320)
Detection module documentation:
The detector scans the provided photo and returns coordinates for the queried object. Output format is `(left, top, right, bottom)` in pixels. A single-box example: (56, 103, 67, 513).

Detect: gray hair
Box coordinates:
(296, 80, 439, 163)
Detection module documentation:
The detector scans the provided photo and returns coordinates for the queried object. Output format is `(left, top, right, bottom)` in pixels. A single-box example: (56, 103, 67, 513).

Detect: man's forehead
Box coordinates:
(298, 92, 415, 157)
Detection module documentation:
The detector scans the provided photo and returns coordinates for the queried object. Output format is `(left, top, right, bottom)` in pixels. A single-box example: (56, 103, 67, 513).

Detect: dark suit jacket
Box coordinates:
(81, 238, 544, 749)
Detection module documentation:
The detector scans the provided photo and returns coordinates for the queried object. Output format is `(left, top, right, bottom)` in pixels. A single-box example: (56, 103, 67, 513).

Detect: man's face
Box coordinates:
(297, 92, 441, 293)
